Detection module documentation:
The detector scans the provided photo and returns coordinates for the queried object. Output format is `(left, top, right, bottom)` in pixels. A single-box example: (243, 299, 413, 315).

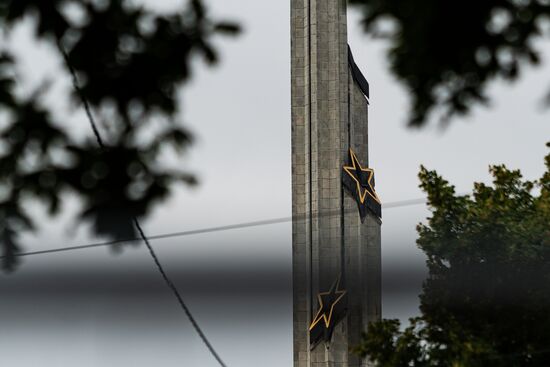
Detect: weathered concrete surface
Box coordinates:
(291, 0, 381, 366)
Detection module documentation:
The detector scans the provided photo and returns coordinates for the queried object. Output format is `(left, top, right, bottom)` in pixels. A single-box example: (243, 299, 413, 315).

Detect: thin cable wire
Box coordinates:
(2, 196, 430, 260)
(134, 219, 227, 367)
(57, 41, 104, 147)
(57, 41, 227, 367)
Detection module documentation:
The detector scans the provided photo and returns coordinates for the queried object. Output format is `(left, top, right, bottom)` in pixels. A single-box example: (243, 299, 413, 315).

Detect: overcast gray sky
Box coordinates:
(1, 0, 549, 366)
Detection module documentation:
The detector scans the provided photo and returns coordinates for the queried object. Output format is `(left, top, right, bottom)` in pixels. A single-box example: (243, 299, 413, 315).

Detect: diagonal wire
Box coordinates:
(57, 40, 104, 147)
(134, 219, 227, 367)
(1, 196, 432, 260)
(56, 41, 228, 367)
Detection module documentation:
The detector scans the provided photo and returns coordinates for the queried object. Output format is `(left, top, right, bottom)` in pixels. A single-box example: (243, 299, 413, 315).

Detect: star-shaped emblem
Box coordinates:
(343, 149, 381, 205)
(309, 276, 347, 331)
(342, 148, 381, 220)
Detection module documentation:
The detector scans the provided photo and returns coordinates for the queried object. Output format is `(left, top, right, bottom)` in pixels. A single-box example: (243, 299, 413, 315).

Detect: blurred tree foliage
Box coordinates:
(349, 0, 550, 126)
(0, 0, 239, 271)
(354, 142, 550, 366)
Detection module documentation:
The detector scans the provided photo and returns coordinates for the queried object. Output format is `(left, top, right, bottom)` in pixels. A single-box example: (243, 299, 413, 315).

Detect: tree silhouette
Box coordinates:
(355, 143, 550, 366)
(349, 0, 550, 126)
(0, 0, 239, 272)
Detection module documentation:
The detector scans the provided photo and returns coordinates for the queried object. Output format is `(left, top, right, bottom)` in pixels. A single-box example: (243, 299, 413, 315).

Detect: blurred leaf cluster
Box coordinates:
(355, 143, 550, 366)
(0, 0, 239, 272)
(349, 0, 550, 126)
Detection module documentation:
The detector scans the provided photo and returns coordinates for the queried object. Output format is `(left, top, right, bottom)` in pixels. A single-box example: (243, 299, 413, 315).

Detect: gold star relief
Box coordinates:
(309, 277, 347, 331)
(343, 149, 381, 205)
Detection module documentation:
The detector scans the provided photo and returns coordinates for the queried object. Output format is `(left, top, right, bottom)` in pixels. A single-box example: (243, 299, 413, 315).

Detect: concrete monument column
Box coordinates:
(291, 0, 381, 366)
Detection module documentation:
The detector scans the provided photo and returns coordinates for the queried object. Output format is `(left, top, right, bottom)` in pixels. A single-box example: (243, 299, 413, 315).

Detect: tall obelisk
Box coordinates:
(291, 0, 381, 366)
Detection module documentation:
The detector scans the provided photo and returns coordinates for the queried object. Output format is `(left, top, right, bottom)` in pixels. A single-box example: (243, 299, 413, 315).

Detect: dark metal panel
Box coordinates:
(348, 45, 370, 100)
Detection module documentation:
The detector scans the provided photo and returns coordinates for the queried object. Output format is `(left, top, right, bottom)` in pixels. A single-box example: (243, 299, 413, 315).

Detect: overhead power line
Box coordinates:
(2, 196, 429, 260)
(57, 41, 228, 367)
